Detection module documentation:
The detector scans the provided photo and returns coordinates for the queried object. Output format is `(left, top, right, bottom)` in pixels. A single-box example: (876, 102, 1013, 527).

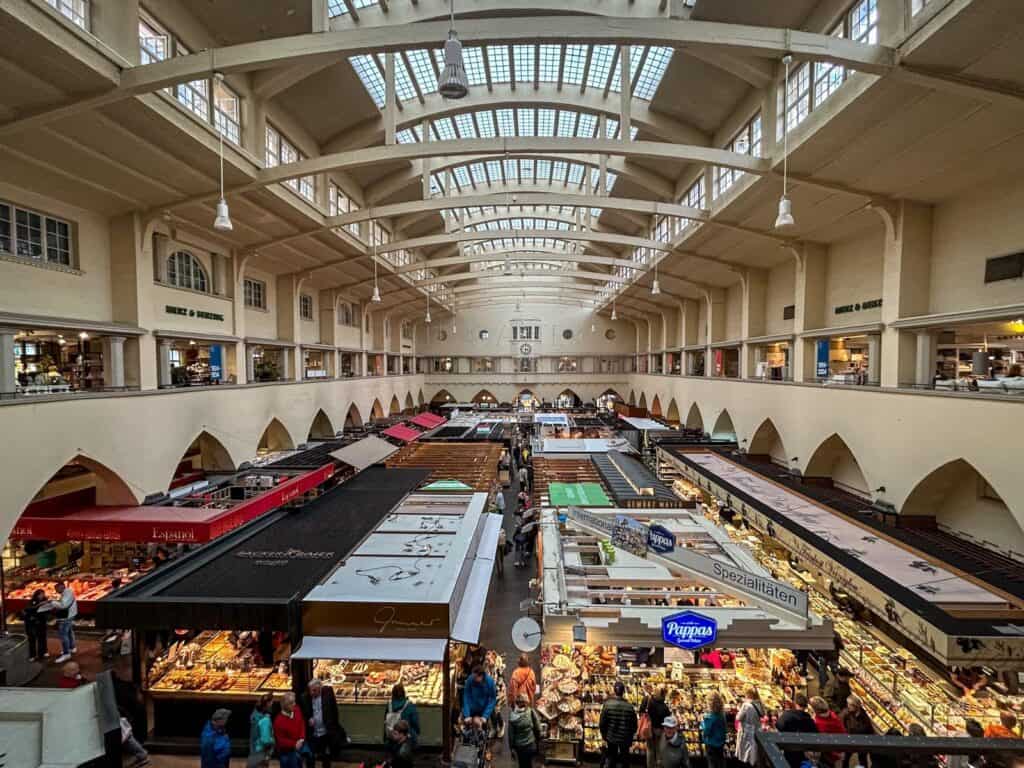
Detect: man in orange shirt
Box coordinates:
(509, 654, 537, 707)
(984, 709, 1018, 739)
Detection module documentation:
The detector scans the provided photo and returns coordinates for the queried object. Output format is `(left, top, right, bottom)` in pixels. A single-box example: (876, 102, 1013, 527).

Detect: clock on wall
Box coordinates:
(520, 343, 532, 356)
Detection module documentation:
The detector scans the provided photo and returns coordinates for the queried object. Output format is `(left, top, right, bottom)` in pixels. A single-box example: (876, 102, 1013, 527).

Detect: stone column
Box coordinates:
(245, 345, 255, 382)
(867, 334, 881, 386)
(103, 336, 127, 389)
(792, 244, 827, 382)
(157, 338, 174, 388)
(281, 348, 292, 381)
(915, 331, 936, 387)
(211, 254, 228, 296)
(0, 328, 17, 397)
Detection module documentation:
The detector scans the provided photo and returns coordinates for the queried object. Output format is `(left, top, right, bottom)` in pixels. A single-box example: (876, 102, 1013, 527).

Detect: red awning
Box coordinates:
(10, 464, 335, 543)
(382, 424, 422, 443)
(411, 412, 446, 430)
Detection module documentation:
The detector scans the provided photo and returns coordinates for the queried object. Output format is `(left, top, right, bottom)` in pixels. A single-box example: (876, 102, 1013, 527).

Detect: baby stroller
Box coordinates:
(452, 723, 492, 768)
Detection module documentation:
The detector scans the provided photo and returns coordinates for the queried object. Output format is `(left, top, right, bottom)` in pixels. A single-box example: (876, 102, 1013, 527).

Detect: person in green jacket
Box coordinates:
(700, 692, 727, 768)
(508, 693, 542, 768)
(599, 681, 638, 768)
(385, 684, 421, 754)
(249, 693, 275, 767)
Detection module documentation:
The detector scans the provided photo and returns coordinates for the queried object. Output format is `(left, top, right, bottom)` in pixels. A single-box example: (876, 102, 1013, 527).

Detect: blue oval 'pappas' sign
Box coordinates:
(661, 610, 717, 650)
(647, 524, 676, 554)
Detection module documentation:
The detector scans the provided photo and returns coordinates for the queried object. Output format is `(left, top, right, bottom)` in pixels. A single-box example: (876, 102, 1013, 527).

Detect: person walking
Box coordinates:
(275, 692, 309, 768)
(388, 720, 416, 768)
(736, 687, 765, 766)
(700, 693, 727, 768)
(822, 668, 853, 715)
(509, 654, 538, 707)
(659, 716, 690, 768)
(120, 708, 152, 767)
(840, 694, 875, 768)
(39, 580, 77, 663)
(496, 525, 507, 577)
(495, 488, 506, 515)
(461, 664, 498, 732)
(22, 588, 49, 662)
(299, 679, 343, 768)
(810, 696, 846, 768)
(385, 683, 420, 749)
(599, 681, 638, 768)
(200, 708, 232, 768)
(508, 693, 542, 768)
(776, 693, 818, 768)
(248, 692, 275, 767)
(640, 686, 671, 768)
(517, 464, 529, 491)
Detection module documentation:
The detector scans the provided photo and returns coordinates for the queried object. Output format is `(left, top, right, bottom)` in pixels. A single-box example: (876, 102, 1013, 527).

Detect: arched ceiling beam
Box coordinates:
(368, 150, 676, 201)
(322, 87, 709, 151)
(402, 248, 637, 274)
(161, 138, 767, 211)
(428, 270, 627, 289)
(373, 227, 669, 256)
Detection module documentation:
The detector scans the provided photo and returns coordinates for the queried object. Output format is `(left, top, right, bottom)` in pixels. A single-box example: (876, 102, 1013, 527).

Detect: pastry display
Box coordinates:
(313, 659, 444, 705)
(147, 631, 291, 696)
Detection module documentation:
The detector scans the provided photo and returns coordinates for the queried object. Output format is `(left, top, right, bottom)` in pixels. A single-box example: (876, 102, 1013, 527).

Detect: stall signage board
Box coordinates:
(815, 339, 830, 378)
(165, 305, 224, 322)
(612, 515, 649, 558)
(566, 506, 616, 538)
(209, 344, 223, 381)
(549, 483, 612, 507)
(662, 610, 717, 650)
(647, 524, 676, 554)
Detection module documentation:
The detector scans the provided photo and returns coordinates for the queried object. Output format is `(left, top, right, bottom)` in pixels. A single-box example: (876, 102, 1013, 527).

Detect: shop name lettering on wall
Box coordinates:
(835, 298, 883, 315)
(373, 606, 443, 635)
(166, 305, 224, 322)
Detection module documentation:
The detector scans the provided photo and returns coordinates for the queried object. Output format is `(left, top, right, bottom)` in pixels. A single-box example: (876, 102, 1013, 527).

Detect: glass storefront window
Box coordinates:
(251, 346, 285, 382)
(340, 352, 357, 377)
(167, 340, 224, 387)
(304, 349, 328, 379)
(13, 332, 104, 394)
(752, 343, 791, 381)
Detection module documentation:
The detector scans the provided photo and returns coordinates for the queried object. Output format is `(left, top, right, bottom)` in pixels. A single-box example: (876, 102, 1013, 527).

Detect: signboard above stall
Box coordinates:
(662, 610, 717, 650)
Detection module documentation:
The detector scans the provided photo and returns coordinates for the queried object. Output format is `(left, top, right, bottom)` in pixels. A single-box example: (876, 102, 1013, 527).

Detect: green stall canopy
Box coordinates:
(548, 482, 612, 507)
(423, 479, 474, 491)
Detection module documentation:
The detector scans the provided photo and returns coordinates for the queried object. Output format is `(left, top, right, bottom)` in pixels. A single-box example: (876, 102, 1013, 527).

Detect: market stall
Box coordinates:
(539, 507, 833, 763)
(96, 466, 429, 747)
(4, 465, 336, 619)
(298, 491, 502, 749)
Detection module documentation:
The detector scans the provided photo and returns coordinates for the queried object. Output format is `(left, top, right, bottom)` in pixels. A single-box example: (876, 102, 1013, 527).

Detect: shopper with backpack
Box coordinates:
(385, 684, 420, 753)
(508, 693, 542, 768)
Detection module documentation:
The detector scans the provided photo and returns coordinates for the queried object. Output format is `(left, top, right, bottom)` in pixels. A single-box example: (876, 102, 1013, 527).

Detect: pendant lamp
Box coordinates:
(775, 55, 796, 230)
(611, 300, 617, 321)
(370, 243, 382, 302)
(212, 74, 233, 232)
(651, 260, 661, 295)
(438, 0, 468, 99)
(425, 291, 432, 323)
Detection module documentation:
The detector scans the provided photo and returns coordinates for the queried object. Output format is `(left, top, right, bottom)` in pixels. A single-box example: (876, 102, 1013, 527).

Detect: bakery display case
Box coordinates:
(145, 631, 291, 697)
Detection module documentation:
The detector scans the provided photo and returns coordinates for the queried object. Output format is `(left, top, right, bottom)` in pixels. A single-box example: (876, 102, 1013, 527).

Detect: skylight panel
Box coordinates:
(536, 159, 552, 181)
(634, 46, 673, 100)
(590, 168, 601, 192)
(563, 45, 587, 86)
(568, 163, 585, 185)
(504, 159, 517, 182)
(412, 124, 424, 141)
(406, 49, 438, 94)
(513, 45, 534, 83)
(587, 46, 615, 89)
(517, 108, 535, 137)
(609, 48, 623, 92)
(537, 109, 556, 137)
(475, 111, 496, 138)
(539, 45, 561, 82)
(350, 55, 386, 107)
(453, 166, 471, 188)
(487, 45, 511, 83)
(463, 46, 488, 86)
(486, 160, 503, 181)
(454, 112, 477, 139)
(394, 56, 417, 101)
(470, 163, 487, 185)
(555, 111, 573, 138)
(329, 0, 378, 16)
(576, 113, 597, 138)
(606, 118, 619, 139)
(432, 117, 457, 140)
(551, 161, 568, 181)
(631, 126, 639, 140)
(396, 129, 418, 144)
(606, 171, 618, 191)
(520, 158, 534, 181)
(496, 109, 515, 137)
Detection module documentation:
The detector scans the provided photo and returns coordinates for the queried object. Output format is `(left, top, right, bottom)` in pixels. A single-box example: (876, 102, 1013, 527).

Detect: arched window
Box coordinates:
(167, 251, 210, 292)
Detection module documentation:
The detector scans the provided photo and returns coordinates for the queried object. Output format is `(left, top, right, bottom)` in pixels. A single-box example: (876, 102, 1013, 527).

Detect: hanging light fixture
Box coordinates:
(438, 0, 469, 99)
(425, 290, 432, 324)
(591, 321, 596, 333)
(651, 259, 661, 295)
(451, 299, 457, 333)
(611, 300, 618, 321)
(370, 242, 382, 302)
(212, 73, 233, 232)
(775, 55, 796, 230)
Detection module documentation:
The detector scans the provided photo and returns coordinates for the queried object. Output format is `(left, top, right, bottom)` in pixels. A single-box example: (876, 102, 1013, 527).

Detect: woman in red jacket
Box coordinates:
(274, 692, 309, 768)
(810, 696, 847, 768)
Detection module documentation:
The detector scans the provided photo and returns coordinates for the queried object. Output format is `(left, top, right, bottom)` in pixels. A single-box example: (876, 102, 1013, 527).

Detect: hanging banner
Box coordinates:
(815, 339, 830, 378)
(209, 344, 223, 381)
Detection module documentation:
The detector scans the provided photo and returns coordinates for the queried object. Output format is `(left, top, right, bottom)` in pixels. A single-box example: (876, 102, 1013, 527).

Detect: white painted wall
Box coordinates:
(825, 227, 885, 327)
(765, 260, 796, 336)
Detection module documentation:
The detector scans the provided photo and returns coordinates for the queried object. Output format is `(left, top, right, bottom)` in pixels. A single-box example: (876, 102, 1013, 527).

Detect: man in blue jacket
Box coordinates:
(200, 708, 232, 768)
(461, 665, 497, 732)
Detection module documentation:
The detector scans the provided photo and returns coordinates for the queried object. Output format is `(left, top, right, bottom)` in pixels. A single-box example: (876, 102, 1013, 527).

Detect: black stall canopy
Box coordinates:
(96, 467, 431, 636)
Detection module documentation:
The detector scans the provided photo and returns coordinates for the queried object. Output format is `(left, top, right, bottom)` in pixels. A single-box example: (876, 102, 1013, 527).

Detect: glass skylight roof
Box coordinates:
(431, 158, 618, 193)
(393, 107, 636, 143)
(349, 44, 673, 108)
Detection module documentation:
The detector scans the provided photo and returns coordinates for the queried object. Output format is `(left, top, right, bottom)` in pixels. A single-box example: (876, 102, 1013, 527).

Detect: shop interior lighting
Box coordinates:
(78, 331, 89, 340)
(775, 56, 796, 230)
(438, 0, 469, 99)
(212, 74, 233, 233)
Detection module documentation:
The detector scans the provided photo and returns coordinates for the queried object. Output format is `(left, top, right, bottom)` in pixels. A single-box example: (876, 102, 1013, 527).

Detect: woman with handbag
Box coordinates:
(248, 693, 275, 767)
